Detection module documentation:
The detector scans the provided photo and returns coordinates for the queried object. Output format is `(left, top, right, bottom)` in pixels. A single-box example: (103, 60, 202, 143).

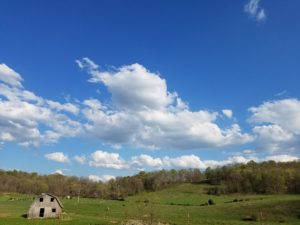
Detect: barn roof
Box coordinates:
(38, 193, 64, 208)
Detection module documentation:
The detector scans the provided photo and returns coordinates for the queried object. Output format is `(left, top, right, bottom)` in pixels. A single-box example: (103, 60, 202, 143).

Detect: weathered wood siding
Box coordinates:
(27, 194, 62, 219)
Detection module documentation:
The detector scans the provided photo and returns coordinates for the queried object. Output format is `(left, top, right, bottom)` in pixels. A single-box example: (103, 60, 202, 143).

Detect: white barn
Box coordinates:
(27, 193, 63, 219)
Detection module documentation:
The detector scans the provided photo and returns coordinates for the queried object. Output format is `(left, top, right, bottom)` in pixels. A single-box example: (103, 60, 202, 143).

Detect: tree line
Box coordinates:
(0, 160, 299, 199)
(205, 160, 300, 194)
(0, 168, 202, 199)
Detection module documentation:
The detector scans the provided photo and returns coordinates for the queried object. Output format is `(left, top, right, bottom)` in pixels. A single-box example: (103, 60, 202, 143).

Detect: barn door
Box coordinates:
(39, 208, 45, 217)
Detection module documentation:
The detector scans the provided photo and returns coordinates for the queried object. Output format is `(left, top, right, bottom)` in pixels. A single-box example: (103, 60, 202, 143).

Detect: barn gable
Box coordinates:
(27, 193, 63, 219)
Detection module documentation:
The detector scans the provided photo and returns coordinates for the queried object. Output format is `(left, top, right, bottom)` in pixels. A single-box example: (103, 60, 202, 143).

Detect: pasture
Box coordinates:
(0, 184, 300, 225)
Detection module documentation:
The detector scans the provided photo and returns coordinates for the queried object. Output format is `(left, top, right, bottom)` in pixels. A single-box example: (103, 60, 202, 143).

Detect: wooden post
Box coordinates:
(77, 189, 80, 204)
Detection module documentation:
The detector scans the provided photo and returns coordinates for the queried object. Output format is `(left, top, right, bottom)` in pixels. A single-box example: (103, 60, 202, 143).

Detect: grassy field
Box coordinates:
(0, 184, 300, 225)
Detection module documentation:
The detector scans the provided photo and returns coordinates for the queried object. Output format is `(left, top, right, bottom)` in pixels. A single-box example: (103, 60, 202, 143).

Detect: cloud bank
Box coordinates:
(0, 64, 81, 147)
(77, 150, 299, 171)
(1, 60, 300, 161)
(78, 58, 252, 150)
(249, 99, 300, 153)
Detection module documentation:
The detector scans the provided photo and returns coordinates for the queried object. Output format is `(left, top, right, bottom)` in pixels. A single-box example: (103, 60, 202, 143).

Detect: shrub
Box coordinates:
(242, 214, 258, 221)
(208, 199, 215, 205)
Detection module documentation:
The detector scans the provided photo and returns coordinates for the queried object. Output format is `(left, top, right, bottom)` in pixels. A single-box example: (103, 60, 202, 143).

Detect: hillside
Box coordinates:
(1, 183, 300, 225)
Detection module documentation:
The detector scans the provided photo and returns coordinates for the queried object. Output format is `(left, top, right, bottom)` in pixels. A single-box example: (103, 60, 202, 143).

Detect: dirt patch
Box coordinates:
(0, 213, 9, 218)
(121, 220, 170, 225)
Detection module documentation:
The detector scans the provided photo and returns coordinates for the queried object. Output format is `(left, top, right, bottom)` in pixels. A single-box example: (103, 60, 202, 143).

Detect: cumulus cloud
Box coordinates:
(88, 174, 115, 182)
(46, 100, 79, 115)
(136, 153, 298, 170)
(222, 109, 233, 119)
(4, 60, 299, 159)
(74, 155, 87, 164)
(249, 99, 300, 133)
(45, 152, 70, 163)
(163, 155, 207, 169)
(264, 154, 299, 163)
(53, 169, 64, 175)
(89, 150, 127, 169)
(0, 61, 253, 151)
(244, 0, 266, 22)
(131, 154, 163, 169)
(0, 64, 82, 147)
(88, 151, 211, 170)
(249, 99, 300, 153)
(78, 58, 252, 150)
(0, 64, 23, 88)
(87, 150, 299, 171)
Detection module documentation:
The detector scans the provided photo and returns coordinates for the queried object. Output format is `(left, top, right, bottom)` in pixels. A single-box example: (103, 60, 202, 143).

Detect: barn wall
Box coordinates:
(28, 194, 62, 219)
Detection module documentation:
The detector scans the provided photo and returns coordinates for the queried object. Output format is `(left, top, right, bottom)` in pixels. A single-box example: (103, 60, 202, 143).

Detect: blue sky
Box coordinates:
(0, 0, 300, 181)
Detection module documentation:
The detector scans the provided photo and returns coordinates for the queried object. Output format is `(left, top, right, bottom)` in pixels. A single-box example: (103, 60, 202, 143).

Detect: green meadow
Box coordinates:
(0, 184, 300, 225)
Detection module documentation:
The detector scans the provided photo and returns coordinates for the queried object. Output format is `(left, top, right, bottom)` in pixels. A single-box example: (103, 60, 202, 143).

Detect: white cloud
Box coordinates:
(244, 0, 266, 22)
(53, 169, 64, 175)
(46, 100, 79, 115)
(131, 154, 249, 170)
(264, 154, 299, 163)
(256, 9, 266, 21)
(88, 174, 115, 182)
(74, 155, 87, 164)
(163, 155, 207, 170)
(83, 99, 104, 110)
(0, 64, 82, 147)
(0, 61, 252, 151)
(131, 154, 163, 169)
(45, 152, 70, 163)
(249, 99, 300, 133)
(202, 152, 298, 168)
(78, 58, 252, 150)
(253, 124, 295, 152)
(128, 154, 208, 170)
(0, 132, 14, 141)
(6, 61, 300, 159)
(102, 152, 299, 171)
(76, 57, 98, 70)
(0, 64, 23, 88)
(222, 109, 233, 119)
(243, 149, 255, 154)
(89, 150, 127, 169)
(84, 148, 299, 171)
(249, 99, 300, 153)
(201, 155, 254, 168)
(79, 59, 175, 111)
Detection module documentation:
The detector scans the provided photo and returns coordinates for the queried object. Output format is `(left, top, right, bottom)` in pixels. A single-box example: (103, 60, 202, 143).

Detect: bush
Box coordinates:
(242, 214, 258, 221)
(208, 199, 215, 205)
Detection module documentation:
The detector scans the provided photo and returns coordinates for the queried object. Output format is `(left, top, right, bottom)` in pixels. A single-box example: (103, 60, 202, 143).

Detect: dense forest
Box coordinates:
(0, 160, 300, 199)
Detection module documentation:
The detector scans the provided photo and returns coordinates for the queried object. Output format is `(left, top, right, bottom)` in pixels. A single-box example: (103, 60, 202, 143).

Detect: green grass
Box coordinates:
(0, 184, 300, 225)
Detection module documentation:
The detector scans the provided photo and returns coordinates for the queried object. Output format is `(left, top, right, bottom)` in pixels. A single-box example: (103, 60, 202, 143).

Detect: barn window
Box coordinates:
(50, 197, 54, 202)
(39, 197, 43, 202)
(52, 208, 56, 213)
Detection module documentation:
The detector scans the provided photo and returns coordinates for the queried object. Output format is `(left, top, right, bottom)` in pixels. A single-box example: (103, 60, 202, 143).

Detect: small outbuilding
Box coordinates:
(27, 193, 63, 219)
